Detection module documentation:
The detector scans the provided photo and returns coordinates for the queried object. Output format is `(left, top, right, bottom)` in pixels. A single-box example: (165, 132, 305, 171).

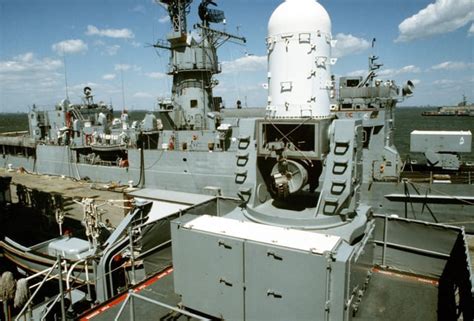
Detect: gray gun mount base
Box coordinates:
(172, 213, 375, 321)
(243, 119, 367, 244)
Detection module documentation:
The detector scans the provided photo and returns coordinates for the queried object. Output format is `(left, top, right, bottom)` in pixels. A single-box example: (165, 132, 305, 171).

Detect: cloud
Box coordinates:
(0, 52, 62, 75)
(132, 5, 146, 14)
(411, 79, 421, 86)
(396, 0, 474, 42)
(114, 64, 141, 72)
(378, 65, 421, 77)
(433, 79, 454, 85)
(213, 81, 267, 108)
(430, 61, 474, 71)
(433, 79, 456, 87)
(332, 33, 371, 58)
(346, 70, 367, 77)
(104, 44, 120, 56)
(69, 82, 121, 97)
(432, 77, 474, 92)
(102, 74, 116, 80)
(92, 41, 121, 56)
(0, 53, 63, 107)
(52, 39, 88, 54)
(216, 83, 264, 93)
(86, 25, 135, 39)
(133, 92, 154, 98)
(130, 41, 141, 48)
(158, 15, 170, 24)
(347, 65, 420, 79)
(115, 64, 130, 71)
(70, 82, 100, 91)
(146, 72, 166, 79)
(221, 55, 266, 74)
(469, 23, 474, 36)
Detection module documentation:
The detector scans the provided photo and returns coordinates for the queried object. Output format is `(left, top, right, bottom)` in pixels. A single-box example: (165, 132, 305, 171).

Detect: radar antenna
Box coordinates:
(358, 55, 383, 88)
(199, 0, 225, 25)
(195, 24, 246, 48)
(83, 86, 94, 105)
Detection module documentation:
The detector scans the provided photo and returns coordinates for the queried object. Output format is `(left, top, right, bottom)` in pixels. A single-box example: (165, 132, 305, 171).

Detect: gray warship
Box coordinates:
(0, 0, 473, 320)
(422, 95, 474, 116)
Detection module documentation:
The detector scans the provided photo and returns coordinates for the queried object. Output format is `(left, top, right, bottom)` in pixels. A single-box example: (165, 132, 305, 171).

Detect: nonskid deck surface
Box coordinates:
(355, 268, 438, 321)
(79, 268, 186, 321)
(81, 266, 439, 321)
(79, 246, 188, 321)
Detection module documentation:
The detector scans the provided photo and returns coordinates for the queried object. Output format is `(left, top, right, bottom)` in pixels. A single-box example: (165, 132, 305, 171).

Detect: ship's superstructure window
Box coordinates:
(346, 79, 360, 87)
(263, 124, 315, 152)
(341, 103, 352, 109)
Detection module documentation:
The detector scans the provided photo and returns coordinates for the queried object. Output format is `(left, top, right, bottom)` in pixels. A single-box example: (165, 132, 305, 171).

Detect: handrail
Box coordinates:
(15, 258, 60, 321)
(39, 294, 61, 321)
(24, 265, 56, 282)
(114, 291, 210, 321)
(66, 259, 87, 290)
(29, 273, 60, 291)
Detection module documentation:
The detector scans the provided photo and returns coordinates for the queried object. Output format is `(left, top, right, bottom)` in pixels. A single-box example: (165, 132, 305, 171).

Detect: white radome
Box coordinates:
(268, 0, 331, 35)
(267, 0, 334, 119)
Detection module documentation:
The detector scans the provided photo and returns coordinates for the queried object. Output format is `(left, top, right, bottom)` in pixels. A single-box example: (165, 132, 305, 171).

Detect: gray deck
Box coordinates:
(355, 269, 438, 321)
(82, 267, 439, 321)
(83, 272, 186, 321)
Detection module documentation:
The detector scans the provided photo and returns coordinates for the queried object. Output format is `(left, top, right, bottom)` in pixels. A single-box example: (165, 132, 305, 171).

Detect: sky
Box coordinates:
(0, 0, 473, 113)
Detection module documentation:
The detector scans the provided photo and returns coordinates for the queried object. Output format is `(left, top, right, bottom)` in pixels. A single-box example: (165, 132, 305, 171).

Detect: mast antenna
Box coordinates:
(62, 50, 69, 100)
(120, 67, 126, 112)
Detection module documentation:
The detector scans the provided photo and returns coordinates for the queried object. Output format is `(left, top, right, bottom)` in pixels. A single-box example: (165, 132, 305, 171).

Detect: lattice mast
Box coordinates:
(155, 0, 245, 130)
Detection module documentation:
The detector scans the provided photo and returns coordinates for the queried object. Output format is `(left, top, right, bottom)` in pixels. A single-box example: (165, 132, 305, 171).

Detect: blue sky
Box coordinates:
(0, 0, 473, 112)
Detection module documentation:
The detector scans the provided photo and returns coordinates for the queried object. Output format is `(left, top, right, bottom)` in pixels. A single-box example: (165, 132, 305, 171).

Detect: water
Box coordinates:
(394, 108, 474, 162)
(1, 108, 473, 160)
(0, 113, 29, 133)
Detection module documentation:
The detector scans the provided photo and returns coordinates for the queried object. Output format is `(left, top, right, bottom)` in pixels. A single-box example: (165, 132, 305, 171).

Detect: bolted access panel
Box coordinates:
(244, 241, 331, 321)
(172, 216, 245, 321)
